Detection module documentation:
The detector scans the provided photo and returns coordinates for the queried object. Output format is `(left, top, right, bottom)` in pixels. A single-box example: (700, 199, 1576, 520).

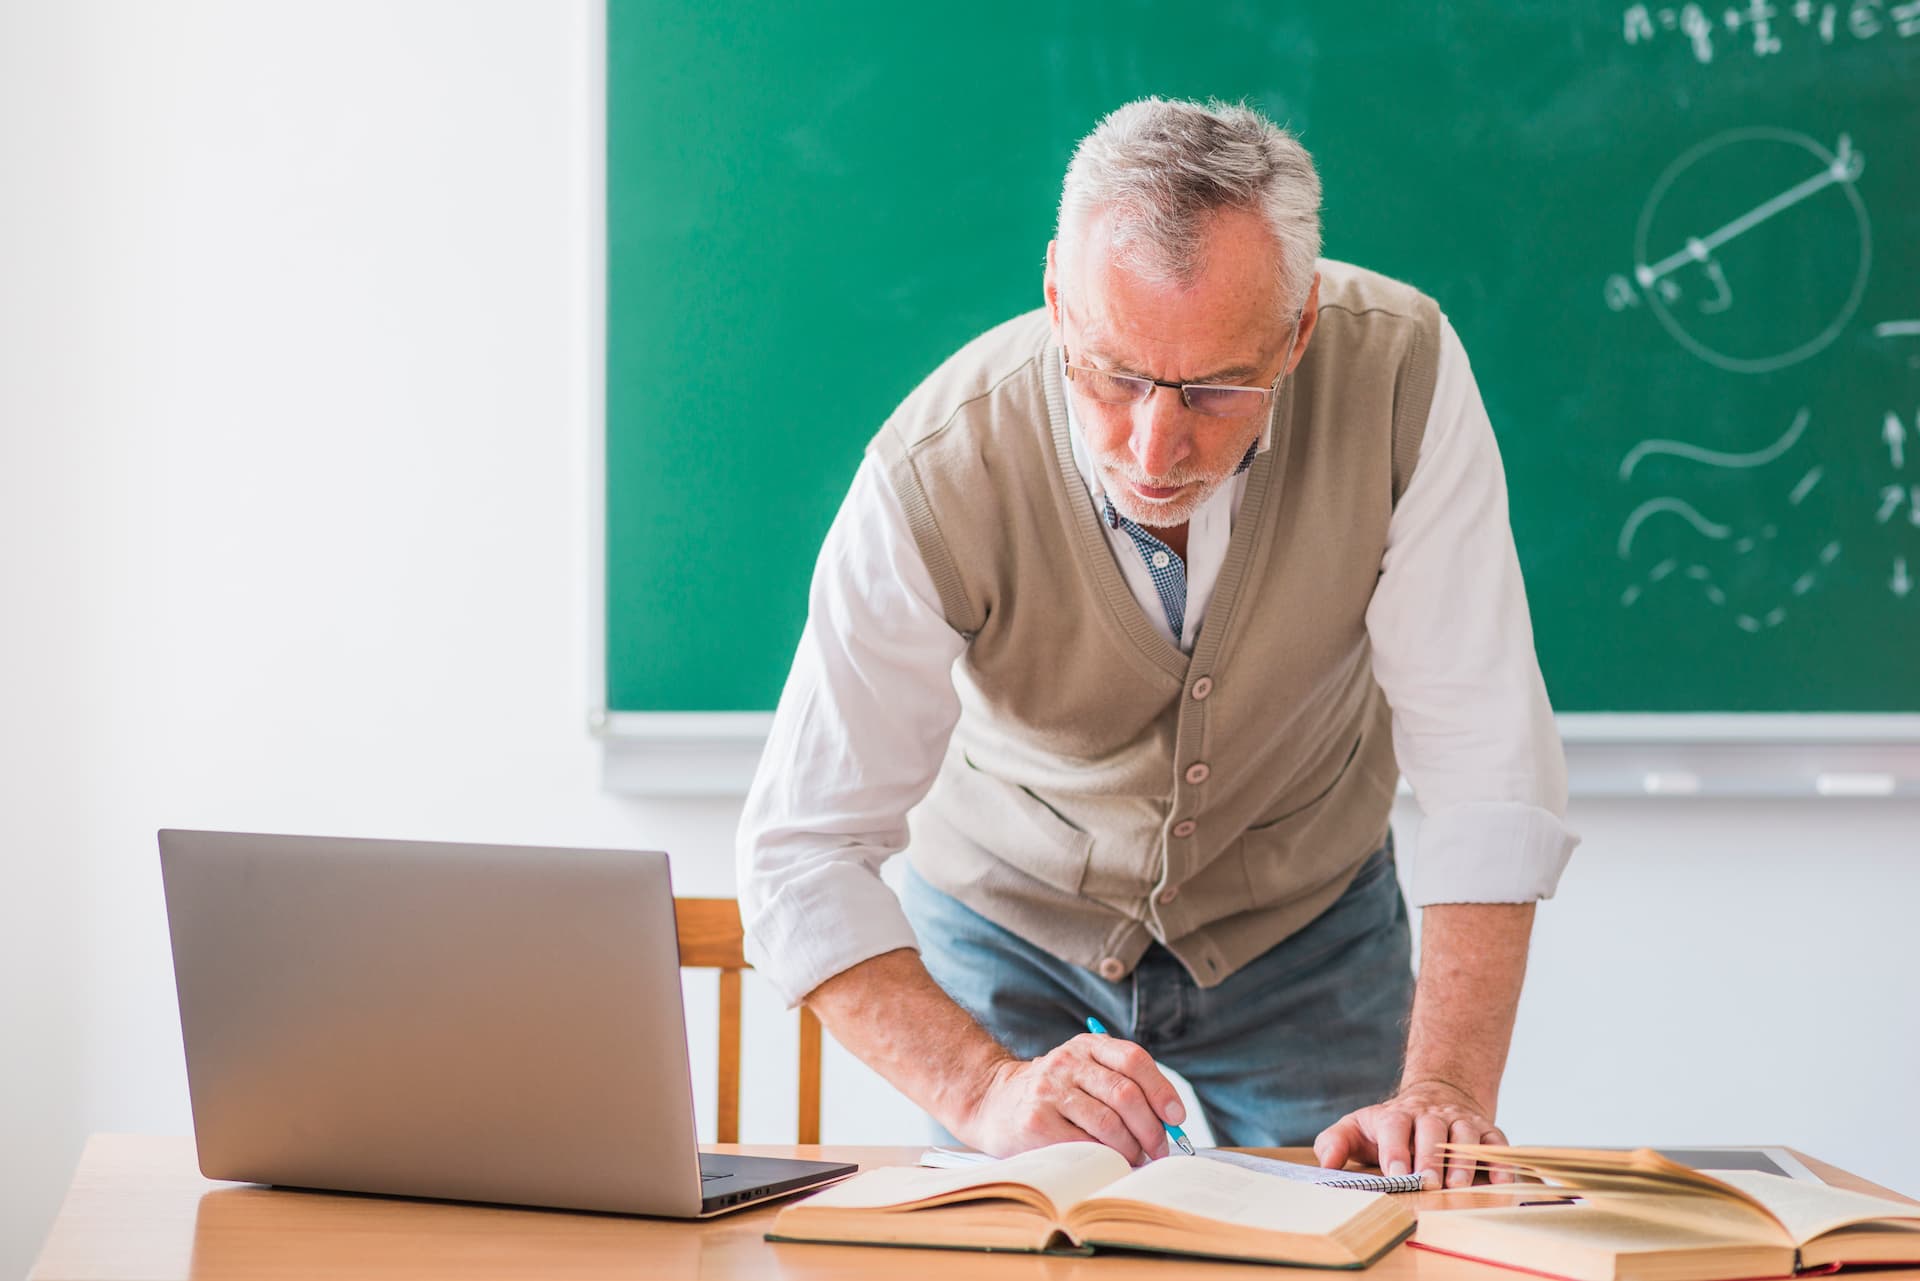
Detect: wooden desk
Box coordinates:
(29, 1136, 1916, 1281)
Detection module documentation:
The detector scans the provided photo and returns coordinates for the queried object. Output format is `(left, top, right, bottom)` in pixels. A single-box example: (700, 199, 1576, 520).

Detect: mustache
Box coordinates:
(1105, 460, 1208, 489)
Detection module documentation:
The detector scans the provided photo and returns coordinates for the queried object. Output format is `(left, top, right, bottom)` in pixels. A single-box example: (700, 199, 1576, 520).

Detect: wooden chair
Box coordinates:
(672, 897, 823, 1144)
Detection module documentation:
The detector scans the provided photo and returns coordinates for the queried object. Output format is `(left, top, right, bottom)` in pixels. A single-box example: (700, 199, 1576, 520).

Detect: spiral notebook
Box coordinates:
(1197, 1149, 1428, 1192)
(920, 1145, 1426, 1192)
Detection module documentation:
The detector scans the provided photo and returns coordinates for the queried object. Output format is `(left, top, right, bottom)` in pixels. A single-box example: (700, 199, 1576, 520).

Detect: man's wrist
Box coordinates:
(942, 1047, 1019, 1139)
(1394, 1071, 1497, 1114)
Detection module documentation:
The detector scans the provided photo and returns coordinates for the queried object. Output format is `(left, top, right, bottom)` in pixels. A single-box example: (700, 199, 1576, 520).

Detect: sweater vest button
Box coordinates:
(1172, 819, 1197, 838)
(1156, 886, 1179, 905)
(1190, 676, 1214, 700)
(1096, 957, 1126, 982)
(1183, 762, 1210, 785)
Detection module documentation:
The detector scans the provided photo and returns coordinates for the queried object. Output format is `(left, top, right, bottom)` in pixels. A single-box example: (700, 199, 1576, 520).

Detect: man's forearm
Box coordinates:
(803, 947, 1013, 1134)
(1399, 902, 1536, 1112)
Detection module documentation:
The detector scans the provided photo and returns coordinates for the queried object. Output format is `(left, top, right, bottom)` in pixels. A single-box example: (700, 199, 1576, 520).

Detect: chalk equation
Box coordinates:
(1874, 406, 1919, 559)
(1623, 0, 1920, 62)
(1878, 320, 1920, 369)
(1618, 407, 1920, 629)
(1604, 129, 1871, 374)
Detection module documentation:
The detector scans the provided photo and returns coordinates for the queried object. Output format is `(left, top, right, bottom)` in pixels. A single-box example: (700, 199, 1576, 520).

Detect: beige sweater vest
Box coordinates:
(871, 260, 1440, 987)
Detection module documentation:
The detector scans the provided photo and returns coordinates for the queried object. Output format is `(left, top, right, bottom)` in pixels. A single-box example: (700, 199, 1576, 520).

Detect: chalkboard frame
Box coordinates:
(591, 706, 1920, 798)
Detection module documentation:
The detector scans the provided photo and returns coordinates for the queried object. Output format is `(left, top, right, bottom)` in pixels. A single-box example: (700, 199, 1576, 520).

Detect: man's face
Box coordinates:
(1045, 206, 1315, 529)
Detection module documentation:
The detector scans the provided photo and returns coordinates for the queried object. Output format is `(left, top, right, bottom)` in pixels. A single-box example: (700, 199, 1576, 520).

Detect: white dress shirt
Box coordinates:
(737, 314, 1579, 1007)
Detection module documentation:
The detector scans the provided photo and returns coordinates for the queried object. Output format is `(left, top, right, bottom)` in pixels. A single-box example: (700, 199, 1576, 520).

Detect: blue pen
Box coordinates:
(1085, 1016, 1195, 1156)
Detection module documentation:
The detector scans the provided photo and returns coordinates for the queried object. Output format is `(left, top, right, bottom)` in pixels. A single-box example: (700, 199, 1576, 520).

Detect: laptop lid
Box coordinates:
(158, 829, 848, 1217)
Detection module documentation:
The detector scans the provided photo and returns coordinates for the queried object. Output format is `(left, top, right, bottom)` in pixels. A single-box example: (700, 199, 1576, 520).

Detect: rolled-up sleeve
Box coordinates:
(735, 456, 965, 1006)
(1366, 317, 1580, 905)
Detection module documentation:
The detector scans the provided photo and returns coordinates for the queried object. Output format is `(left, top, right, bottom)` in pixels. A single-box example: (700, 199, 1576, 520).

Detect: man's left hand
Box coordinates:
(1312, 1079, 1512, 1188)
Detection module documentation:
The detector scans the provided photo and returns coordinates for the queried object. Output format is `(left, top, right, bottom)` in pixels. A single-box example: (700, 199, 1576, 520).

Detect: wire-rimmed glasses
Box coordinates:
(1062, 362, 1285, 418)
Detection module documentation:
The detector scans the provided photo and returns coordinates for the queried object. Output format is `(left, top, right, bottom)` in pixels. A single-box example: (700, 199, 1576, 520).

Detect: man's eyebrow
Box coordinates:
(1189, 362, 1266, 384)
(1080, 342, 1266, 384)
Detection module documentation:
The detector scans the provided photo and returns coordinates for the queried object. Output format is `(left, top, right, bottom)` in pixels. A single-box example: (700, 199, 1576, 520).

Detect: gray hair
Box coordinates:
(1056, 97, 1322, 315)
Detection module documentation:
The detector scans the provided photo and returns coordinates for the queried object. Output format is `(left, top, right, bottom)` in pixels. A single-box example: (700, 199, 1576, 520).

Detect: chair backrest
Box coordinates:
(672, 897, 823, 1145)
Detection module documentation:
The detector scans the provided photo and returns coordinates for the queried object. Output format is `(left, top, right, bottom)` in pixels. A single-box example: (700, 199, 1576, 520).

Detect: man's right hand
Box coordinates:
(953, 1033, 1187, 1164)
(803, 950, 1187, 1166)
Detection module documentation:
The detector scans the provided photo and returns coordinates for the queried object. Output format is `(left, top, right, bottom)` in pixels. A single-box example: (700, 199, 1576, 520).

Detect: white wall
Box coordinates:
(2, 4, 1915, 1277)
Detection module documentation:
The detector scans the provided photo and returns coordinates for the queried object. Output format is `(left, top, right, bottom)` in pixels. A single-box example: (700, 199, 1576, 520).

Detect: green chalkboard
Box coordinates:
(607, 2, 1920, 716)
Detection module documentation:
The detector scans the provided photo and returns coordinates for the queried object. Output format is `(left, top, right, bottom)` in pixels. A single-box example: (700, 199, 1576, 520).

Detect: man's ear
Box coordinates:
(1286, 272, 1322, 375)
(1043, 240, 1063, 343)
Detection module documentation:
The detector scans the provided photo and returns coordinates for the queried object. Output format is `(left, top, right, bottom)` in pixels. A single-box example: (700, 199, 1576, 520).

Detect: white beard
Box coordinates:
(1096, 433, 1256, 528)
(1101, 471, 1224, 528)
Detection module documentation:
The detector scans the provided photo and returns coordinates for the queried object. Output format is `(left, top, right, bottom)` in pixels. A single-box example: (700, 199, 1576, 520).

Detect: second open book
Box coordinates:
(1414, 1145, 1920, 1281)
(767, 1141, 1414, 1266)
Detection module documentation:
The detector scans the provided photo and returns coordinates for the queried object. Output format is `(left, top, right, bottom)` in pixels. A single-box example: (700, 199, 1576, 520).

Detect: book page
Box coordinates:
(1068, 1153, 1384, 1234)
(1448, 1146, 1776, 1217)
(1416, 1203, 1797, 1281)
(1423, 1204, 1774, 1251)
(793, 1142, 1130, 1217)
(1564, 1190, 1790, 1244)
(1707, 1170, 1920, 1244)
(770, 1200, 1066, 1253)
(1450, 1146, 1753, 1199)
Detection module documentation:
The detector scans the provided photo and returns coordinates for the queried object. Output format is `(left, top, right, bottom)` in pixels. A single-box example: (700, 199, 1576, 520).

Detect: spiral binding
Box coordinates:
(1321, 1172, 1427, 1193)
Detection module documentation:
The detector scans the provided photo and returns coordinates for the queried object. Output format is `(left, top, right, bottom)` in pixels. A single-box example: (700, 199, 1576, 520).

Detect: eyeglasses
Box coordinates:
(1057, 299, 1300, 420)
(1062, 362, 1284, 419)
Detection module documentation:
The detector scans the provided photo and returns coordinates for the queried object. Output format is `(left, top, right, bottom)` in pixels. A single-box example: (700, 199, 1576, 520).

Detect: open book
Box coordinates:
(768, 1141, 1414, 1266)
(1413, 1145, 1920, 1281)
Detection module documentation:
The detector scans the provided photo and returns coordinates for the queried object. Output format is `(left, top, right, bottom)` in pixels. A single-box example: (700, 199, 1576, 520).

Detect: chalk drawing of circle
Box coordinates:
(1632, 128, 1872, 375)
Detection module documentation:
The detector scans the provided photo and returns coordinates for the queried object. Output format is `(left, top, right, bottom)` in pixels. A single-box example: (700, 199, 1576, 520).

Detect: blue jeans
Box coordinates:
(901, 843, 1414, 1147)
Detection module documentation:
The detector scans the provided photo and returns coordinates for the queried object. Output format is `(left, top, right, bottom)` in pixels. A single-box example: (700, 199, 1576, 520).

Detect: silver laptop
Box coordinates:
(158, 829, 855, 1216)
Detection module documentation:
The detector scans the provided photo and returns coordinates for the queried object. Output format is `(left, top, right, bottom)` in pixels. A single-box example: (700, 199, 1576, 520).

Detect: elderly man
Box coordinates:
(737, 97, 1577, 1188)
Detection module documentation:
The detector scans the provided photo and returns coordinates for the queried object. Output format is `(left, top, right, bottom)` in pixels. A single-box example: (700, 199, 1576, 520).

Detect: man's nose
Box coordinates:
(1129, 385, 1191, 478)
